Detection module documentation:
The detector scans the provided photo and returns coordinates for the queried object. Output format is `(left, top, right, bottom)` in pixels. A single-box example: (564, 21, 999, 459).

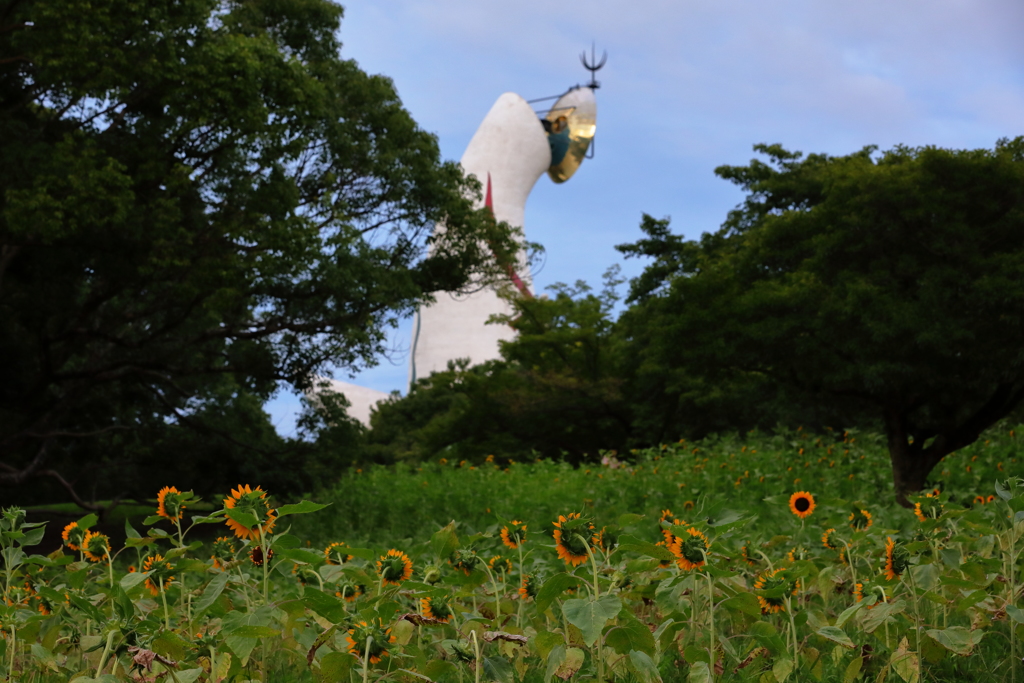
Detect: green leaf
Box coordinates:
(2, 547, 25, 570)
(720, 592, 761, 617)
(77, 513, 98, 529)
(556, 648, 585, 681)
(303, 587, 348, 624)
(536, 573, 582, 613)
(687, 661, 711, 683)
(175, 669, 205, 683)
(225, 625, 281, 638)
(773, 657, 795, 683)
(483, 657, 514, 683)
(562, 594, 621, 646)
(617, 513, 645, 527)
(628, 650, 663, 683)
(544, 645, 566, 683)
(30, 643, 59, 671)
(21, 526, 45, 547)
(860, 599, 905, 634)
(533, 630, 564, 660)
(890, 637, 920, 683)
(925, 626, 984, 656)
(617, 534, 675, 561)
(124, 537, 155, 548)
(816, 626, 855, 649)
(124, 519, 141, 539)
(844, 656, 863, 683)
(995, 479, 1012, 501)
(194, 572, 231, 615)
(749, 621, 786, 656)
(835, 602, 863, 628)
(143, 515, 164, 526)
(120, 570, 150, 592)
(224, 508, 259, 531)
(431, 522, 460, 559)
(605, 608, 656, 655)
(1007, 604, 1024, 623)
(276, 501, 329, 517)
(318, 651, 356, 681)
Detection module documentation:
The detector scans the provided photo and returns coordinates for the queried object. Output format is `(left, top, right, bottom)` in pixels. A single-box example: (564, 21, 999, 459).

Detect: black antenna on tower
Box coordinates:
(580, 42, 607, 89)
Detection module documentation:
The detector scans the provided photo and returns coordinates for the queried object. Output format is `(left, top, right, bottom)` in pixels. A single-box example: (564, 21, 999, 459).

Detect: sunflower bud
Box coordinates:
(423, 565, 442, 584)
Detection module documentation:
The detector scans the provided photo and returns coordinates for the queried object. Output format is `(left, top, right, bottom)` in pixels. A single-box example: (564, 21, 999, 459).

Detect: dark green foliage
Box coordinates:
(364, 273, 631, 465)
(618, 139, 1024, 503)
(0, 0, 514, 503)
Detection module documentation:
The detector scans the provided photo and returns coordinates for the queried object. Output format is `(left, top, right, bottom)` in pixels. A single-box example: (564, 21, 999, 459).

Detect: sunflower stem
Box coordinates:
(362, 635, 372, 683)
(94, 627, 116, 678)
(841, 540, 859, 594)
(700, 550, 715, 675)
(516, 544, 525, 628)
(471, 629, 481, 683)
(481, 562, 501, 624)
(159, 576, 171, 631)
(578, 534, 600, 598)
(907, 565, 925, 683)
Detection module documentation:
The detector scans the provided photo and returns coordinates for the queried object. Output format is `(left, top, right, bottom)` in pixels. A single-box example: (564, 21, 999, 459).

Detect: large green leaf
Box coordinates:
(628, 650, 663, 683)
(617, 534, 675, 561)
(303, 587, 348, 624)
(276, 501, 329, 517)
(605, 607, 656, 655)
(535, 573, 582, 613)
(925, 626, 984, 656)
(431, 522, 460, 559)
(816, 626, 855, 649)
(562, 594, 621, 647)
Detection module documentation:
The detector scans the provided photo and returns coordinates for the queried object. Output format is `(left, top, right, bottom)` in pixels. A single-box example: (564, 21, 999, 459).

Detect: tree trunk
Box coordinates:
(884, 406, 944, 508)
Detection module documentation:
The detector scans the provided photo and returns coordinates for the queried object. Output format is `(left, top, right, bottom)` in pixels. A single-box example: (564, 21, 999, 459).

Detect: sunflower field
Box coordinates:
(1, 428, 1021, 683)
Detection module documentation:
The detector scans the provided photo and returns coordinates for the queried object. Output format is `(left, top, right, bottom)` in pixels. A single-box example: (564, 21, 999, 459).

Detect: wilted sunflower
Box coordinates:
(211, 537, 236, 570)
(488, 555, 513, 576)
(670, 527, 710, 571)
(377, 549, 413, 585)
(754, 567, 796, 614)
(848, 508, 873, 531)
(156, 486, 187, 522)
(501, 520, 528, 549)
(142, 554, 174, 596)
(62, 521, 86, 551)
(519, 574, 539, 600)
(81, 531, 110, 563)
(345, 619, 395, 664)
(249, 546, 274, 567)
(788, 492, 816, 519)
(553, 513, 596, 567)
(324, 542, 352, 565)
(884, 537, 909, 581)
(420, 596, 453, 623)
(223, 484, 276, 541)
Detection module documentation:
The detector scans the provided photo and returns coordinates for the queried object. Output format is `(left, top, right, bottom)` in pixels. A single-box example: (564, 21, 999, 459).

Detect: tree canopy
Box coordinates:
(617, 139, 1024, 505)
(0, 0, 516, 504)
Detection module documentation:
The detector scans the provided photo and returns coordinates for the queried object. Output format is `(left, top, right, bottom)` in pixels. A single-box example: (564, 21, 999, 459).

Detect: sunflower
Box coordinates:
(754, 568, 796, 614)
(788, 492, 816, 519)
(854, 582, 887, 609)
(488, 556, 513, 576)
(987, 494, 996, 503)
(249, 546, 274, 567)
(740, 543, 758, 567)
(211, 537, 236, 570)
(670, 527, 710, 571)
(593, 526, 618, 552)
(848, 508, 873, 531)
(345, 619, 396, 664)
(292, 564, 320, 585)
(420, 596, 453, 623)
(821, 528, 840, 551)
(156, 486, 187, 522)
(141, 554, 174, 595)
(222, 484, 276, 541)
(658, 510, 677, 544)
(973, 495, 986, 505)
(449, 549, 480, 576)
(913, 503, 927, 522)
(81, 531, 110, 563)
(553, 513, 595, 567)
(335, 582, 364, 602)
(500, 520, 528, 549)
(324, 542, 352, 565)
(377, 549, 413, 585)
(884, 536, 909, 581)
(853, 582, 864, 603)
(519, 574, 539, 601)
(62, 521, 86, 551)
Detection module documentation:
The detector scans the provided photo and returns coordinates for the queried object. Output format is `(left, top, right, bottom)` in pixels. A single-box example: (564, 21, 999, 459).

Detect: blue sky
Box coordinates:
(267, 0, 1024, 435)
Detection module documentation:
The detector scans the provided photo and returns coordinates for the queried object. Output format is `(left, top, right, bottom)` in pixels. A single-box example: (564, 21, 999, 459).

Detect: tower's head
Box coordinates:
(543, 86, 596, 184)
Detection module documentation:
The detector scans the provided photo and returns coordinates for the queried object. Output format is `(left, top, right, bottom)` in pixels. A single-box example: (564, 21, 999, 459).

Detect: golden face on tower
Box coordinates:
(544, 87, 597, 184)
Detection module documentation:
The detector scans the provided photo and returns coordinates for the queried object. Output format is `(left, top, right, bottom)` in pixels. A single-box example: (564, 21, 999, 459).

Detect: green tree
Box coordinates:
(364, 272, 631, 465)
(0, 0, 516, 504)
(618, 140, 1024, 505)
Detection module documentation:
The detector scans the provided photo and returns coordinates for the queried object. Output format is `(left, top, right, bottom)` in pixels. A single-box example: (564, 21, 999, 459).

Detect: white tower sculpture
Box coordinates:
(411, 81, 599, 384)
